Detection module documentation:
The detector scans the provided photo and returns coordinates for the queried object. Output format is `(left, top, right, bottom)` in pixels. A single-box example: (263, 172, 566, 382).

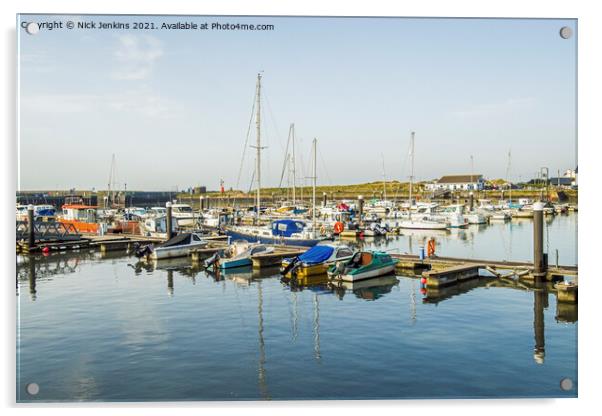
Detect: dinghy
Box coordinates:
(216, 242, 275, 269)
(327, 251, 398, 282)
(137, 232, 207, 260)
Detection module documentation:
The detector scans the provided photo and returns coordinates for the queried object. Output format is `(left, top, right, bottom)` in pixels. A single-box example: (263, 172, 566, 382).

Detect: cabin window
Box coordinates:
(277, 223, 288, 231)
(192, 235, 201, 242)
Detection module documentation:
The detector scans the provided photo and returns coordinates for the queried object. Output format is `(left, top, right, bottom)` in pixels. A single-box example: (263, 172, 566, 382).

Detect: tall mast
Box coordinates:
(507, 149, 512, 202)
(292, 123, 296, 205)
(312, 138, 317, 233)
(107, 154, 113, 207)
(381, 153, 387, 202)
(255, 73, 262, 221)
(409, 132, 415, 209)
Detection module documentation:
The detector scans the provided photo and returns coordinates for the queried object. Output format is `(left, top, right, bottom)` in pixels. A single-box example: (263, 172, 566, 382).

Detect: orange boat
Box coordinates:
(58, 204, 100, 234)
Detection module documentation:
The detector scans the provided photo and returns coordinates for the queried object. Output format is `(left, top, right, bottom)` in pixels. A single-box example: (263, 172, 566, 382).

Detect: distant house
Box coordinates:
(426, 175, 484, 191)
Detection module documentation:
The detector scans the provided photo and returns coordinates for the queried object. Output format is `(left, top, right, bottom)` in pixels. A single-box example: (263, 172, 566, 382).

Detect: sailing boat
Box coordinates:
(225, 74, 326, 247)
(399, 132, 448, 230)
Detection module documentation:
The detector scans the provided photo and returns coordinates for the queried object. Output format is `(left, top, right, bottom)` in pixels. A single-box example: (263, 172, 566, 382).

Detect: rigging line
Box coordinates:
(235, 94, 257, 190)
(263, 90, 285, 154)
(247, 167, 256, 194)
(393, 139, 411, 201)
(278, 125, 292, 189)
(317, 145, 333, 186)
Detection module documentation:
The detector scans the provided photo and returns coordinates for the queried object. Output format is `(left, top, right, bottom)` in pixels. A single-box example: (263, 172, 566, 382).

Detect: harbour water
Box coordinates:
(16, 214, 577, 401)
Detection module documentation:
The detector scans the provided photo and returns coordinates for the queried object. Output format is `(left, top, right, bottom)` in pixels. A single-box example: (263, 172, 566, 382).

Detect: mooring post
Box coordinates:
(27, 204, 35, 249)
(323, 192, 327, 207)
(358, 195, 364, 227)
(533, 201, 546, 278)
(199, 196, 204, 212)
(469, 192, 474, 212)
(166, 201, 173, 240)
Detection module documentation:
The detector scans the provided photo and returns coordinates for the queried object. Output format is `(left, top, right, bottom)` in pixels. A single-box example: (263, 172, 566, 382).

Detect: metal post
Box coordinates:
(533, 201, 545, 277)
(166, 202, 173, 240)
(27, 204, 35, 249)
(469, 192, 474, 212)
(358, 195, 364, 227)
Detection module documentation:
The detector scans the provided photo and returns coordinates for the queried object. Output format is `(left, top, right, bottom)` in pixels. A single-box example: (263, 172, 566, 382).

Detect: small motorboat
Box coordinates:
(213, 241, 275, 270)
(281, 243, 354, 281)
(362, 222, 388, 237)
(327, 251, 398, 282)
(136, 232, 207, 260)
(399, 217, 448, 230)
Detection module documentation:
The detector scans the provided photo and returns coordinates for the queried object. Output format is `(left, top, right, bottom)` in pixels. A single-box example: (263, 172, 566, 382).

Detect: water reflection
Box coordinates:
(421, 275, 577, 365)
(331, 275, 399, 301)
(533, 287, 546, 364)
(17, 248, 578, 400)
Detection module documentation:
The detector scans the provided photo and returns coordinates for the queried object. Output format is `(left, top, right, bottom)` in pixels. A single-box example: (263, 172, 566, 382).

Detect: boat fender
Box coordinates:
(334, 221, 344, 234)
(427, 238, 436, 257)
(320, 225, 327, 236)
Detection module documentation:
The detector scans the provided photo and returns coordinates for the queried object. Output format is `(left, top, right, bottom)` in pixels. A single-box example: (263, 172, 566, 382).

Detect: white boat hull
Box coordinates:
(399, 220, 447, 230)
(335, 264, 397, 282)
(150, 241, 207, 260)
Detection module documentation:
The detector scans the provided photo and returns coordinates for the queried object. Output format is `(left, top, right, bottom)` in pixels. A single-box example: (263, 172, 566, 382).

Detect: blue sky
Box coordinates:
(18, 15, 576, 191)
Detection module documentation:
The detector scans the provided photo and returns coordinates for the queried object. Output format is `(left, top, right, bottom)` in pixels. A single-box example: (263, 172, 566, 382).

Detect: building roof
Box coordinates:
(436, 175, 483, 184)
(549, 177, 574, 185)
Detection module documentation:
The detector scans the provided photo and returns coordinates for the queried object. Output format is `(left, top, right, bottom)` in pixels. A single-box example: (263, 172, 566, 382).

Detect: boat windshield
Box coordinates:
(174, 206, 193, 213)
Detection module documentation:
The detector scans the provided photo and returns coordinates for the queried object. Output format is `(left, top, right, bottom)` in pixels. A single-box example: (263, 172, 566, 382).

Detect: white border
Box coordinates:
(2, 1, 600, 415)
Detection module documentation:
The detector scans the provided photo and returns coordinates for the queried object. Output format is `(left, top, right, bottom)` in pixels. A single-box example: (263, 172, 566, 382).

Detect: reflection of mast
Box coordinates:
(292, 291, 298, 341)
(313, 293, 321, 361)
(167, 270, 174, 297)
(533, 288, 546, 364)
(257, 279, 269, 399)
(409, 279, 416, 325)
(28, 257, 37, 301)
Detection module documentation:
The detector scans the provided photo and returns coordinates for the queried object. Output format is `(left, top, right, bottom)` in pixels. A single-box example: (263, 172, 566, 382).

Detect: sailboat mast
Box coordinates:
(409, 132, 415, 210)
(312, 138, 317, 232)
(292, 123, 296, 205)
(507, 149, 512, 203)
(255, 73, 262, 221)
(382, 153, 387, 202)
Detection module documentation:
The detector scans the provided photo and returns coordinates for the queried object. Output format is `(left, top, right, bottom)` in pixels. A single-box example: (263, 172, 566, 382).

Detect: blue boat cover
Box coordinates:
(271, 219, 306, 237)
(298, 245, 334, 264)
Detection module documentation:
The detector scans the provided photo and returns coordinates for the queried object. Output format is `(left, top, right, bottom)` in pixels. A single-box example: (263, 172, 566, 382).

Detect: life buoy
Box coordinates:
(334, 221, 344, 234)
(427, 238, 436, 257)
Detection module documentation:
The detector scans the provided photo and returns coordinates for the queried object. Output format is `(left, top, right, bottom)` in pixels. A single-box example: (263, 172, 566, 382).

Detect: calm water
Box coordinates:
(16, 214, 577, 401)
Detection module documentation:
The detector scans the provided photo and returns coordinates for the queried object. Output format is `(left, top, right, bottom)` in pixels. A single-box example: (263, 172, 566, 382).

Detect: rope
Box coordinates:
(235, 94, 256, 191)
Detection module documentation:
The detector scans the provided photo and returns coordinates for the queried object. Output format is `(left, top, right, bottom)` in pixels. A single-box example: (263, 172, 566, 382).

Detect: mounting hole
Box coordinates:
(560, 377, 574, 391)
(559, 26, 572, 39)
(25, 22, 40, 35)
(26, 383, 39, 395)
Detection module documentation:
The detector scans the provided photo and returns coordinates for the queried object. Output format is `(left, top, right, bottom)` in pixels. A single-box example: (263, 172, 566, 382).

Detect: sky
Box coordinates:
(18, 15, 577, 191)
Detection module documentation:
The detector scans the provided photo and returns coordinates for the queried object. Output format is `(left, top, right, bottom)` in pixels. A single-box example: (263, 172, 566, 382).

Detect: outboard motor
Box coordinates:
(134, 243, 153, 258)
(204, 252, 220, 269)
(280, 257, 300, 276)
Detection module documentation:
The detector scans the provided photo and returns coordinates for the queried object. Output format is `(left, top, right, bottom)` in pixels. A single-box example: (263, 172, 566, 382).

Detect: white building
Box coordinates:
(426, 175, 485, 191)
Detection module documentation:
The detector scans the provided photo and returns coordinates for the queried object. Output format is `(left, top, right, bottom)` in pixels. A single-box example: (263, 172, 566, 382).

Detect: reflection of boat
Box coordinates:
(335, 275, 399, 301)
(143, 232, 207, 260)
(281, 243, 354, 279)
(327, 251, 398, 282)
